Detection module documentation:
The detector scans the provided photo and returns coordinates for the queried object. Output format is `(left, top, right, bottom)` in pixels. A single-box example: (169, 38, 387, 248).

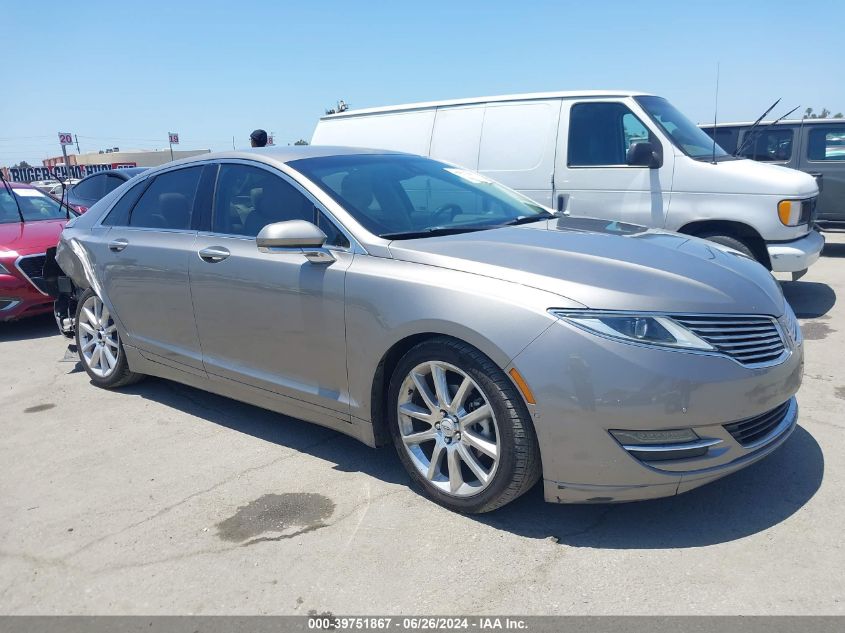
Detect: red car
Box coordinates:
(1, 181, 75, 321)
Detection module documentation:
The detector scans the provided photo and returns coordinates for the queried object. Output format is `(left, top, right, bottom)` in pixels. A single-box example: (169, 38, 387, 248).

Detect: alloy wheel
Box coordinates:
(397, 361, 500, 497)
(77, 294, 120, 378)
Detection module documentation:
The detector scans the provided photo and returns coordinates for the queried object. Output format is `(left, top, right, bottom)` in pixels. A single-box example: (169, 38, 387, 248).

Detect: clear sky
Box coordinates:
(2, 0, 842, 165)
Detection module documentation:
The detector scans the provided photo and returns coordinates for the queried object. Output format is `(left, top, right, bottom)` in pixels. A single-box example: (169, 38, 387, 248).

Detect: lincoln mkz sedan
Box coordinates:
(48, 147, 803, 512)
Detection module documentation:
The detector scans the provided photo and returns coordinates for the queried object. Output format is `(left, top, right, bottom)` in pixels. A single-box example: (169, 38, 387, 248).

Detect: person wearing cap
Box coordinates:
(250, 129, 268, 147)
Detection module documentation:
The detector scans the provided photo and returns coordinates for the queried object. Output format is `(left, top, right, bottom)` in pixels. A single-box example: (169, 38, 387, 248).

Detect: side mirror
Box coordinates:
(626, 142, 661, 168)
(256, 220, 335, 264)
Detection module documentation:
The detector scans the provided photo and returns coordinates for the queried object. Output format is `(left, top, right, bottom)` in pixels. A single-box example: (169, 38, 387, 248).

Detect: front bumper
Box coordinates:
(508, 316, 804, 503)
(767, 229, 825, 273)
(0, 270, 52, 321)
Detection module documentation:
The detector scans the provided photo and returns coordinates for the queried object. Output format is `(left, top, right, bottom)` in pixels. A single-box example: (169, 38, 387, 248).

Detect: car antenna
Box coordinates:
(0, 169, 25, 223)
(734, 98, 781, 157)
(711, 62, 720, 165)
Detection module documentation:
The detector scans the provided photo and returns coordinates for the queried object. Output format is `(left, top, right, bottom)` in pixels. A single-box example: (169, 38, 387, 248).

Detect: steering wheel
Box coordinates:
(432, 203, 462, 225)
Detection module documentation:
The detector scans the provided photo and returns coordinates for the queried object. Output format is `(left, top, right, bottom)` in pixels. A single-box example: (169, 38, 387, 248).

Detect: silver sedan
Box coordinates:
(52, 147, 803, 512)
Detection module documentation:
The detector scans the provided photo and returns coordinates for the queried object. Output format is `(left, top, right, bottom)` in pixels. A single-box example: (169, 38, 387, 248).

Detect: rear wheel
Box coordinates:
(75, 288, 143, 388)
(387, 338, 541, 513)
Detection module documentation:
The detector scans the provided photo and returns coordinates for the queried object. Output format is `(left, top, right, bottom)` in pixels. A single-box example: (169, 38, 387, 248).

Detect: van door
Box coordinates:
(476, 100, 561, 207)
(554, 99, 674, 227)
(799, 124, 845, 222)
(429, 105, 485, 169)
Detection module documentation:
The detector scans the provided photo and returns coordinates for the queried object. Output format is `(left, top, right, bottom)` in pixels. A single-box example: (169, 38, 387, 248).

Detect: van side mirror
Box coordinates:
(626, 142, 661, 168)
(256, 220, 335, 264)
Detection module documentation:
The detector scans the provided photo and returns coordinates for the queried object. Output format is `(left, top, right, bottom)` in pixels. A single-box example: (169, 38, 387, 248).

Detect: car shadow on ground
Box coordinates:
(821, 241, 845, 258)
(0, 313, 59, 342)
(781, 280, 836, 318)
(117, 377, 823, 550)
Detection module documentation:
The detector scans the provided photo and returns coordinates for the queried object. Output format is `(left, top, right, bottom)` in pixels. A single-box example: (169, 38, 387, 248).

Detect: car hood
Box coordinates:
(387, 217, 786, 316)
(0, 220, 67, 257)
(675, 156, 818, 197)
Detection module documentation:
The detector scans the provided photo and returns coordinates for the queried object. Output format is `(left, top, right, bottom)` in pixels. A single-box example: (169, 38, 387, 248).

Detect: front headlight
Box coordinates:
(0, 262, 11, 275)
(550, 310, 714, 351)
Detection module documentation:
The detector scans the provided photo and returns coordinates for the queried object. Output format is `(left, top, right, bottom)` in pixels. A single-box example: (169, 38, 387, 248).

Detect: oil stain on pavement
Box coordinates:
(801, 321, 834, 341)
(216, 493, 335, 545)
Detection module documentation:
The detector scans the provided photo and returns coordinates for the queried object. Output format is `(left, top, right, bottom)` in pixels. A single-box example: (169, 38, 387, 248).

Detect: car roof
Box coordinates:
(702, 119, 845, 128)
(144, 146, 408, 173)
(320, 90, 654, 119)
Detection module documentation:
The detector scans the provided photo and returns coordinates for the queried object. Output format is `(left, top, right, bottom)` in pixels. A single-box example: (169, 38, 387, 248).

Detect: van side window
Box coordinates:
(808, 128, 845, 161)
(568, 103, 654, 166)
(738, 129, 793, 162)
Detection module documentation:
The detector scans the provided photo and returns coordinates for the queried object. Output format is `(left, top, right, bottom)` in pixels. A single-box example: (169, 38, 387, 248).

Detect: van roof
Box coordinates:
(701, 118, 845, 128)
(320, 90, 654, 119)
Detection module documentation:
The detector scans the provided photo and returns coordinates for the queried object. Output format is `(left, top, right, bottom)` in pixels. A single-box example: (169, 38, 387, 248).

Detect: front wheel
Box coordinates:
(387, 337, 541, 513)
(75, 288, 143, 388)
(699, 233, 756, 260)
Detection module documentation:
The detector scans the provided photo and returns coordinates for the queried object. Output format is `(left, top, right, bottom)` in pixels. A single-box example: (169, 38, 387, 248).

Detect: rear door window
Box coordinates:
(128, 167, 202, 230)
(807, 127, 845, 161)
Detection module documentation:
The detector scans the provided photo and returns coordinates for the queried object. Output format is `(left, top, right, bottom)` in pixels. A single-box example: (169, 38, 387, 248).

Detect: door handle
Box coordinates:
(556, 193, 570, 216)
(108, 238, 129, 252)
(198, 246, 230, 263)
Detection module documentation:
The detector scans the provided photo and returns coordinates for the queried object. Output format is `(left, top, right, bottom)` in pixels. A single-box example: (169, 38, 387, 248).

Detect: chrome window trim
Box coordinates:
(205, 159, 366, 255)
(549, 309, 790, 369)
(14, 253, 49, 296)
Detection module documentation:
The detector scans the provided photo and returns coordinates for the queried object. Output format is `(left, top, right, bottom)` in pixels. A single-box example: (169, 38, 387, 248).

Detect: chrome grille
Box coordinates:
(673, 315, 786, 366)
(724, 401, 791, 447)
(15, 254, 49, 294)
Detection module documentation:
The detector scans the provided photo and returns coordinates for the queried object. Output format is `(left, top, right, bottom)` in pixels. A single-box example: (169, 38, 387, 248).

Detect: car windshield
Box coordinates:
(289, 154, 552, 239)
(636, 96, 730, 160)
(0, 186, 69, 223)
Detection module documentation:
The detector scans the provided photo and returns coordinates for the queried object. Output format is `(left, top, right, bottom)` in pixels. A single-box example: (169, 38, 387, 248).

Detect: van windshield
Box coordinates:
(289, 154, 552, 239)
(636, 96, 731, 160)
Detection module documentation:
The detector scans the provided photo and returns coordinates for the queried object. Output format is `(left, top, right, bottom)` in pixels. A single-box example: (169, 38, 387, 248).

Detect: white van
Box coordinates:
(312, 91, 824, 276)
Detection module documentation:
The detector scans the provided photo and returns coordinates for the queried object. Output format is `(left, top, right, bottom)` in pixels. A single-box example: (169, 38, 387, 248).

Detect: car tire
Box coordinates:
(699, 233, 756, 260)
(387, 337, 541, 513)
(75, 288, 143, 389)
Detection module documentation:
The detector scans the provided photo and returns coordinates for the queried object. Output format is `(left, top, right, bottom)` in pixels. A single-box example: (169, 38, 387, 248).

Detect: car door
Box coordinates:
(189, 160, 353, 419)
(555, 99, 674, 227)
(800, 124, 845, 222)
(98, 165, 206, 374)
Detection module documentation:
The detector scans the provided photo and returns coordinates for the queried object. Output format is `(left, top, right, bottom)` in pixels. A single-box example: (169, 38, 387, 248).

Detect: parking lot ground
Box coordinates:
(1, 233, 844, 615)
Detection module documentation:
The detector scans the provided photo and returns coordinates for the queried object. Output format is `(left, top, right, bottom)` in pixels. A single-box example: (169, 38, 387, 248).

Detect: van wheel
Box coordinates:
(699, 233, 756, 259)
(387, 337, 541, 513)
(75, 288, 143, 388)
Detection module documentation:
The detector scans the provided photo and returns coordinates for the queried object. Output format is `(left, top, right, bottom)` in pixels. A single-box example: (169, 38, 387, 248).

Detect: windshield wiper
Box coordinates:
(381, 225, 493, 240)
(499, 213, 554, 226)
